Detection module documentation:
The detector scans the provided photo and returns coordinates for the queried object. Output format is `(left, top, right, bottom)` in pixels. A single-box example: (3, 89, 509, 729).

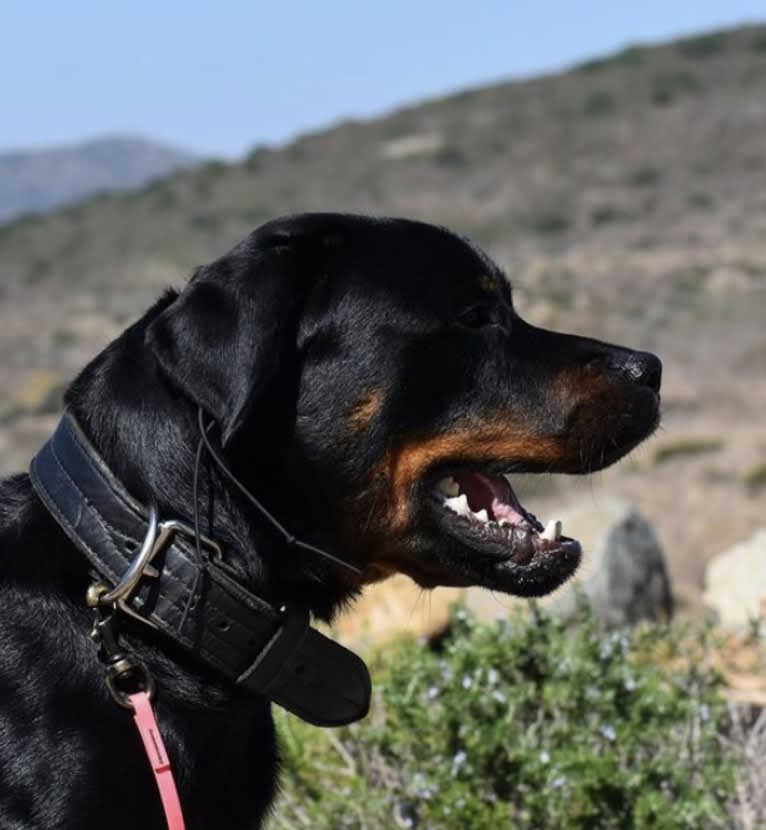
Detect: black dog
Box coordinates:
(0, 214, 661, 829)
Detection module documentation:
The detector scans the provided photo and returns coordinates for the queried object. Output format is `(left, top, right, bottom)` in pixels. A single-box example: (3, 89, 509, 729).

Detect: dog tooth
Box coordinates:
(444, 494, 471, 516)
(438, 476, 460, 497)
(473, 509, 489, 523)
(541, 519, 562, 542)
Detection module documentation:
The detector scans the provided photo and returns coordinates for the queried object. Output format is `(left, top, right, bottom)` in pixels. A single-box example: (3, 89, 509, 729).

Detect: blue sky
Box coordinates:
(3, 1, 764, 159)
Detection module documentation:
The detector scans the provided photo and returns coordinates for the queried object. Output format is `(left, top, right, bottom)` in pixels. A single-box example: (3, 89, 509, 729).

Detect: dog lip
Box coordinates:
(426, 488, 580, 570)
(485, 537, 582, 597)
(418, 497, 582, 594)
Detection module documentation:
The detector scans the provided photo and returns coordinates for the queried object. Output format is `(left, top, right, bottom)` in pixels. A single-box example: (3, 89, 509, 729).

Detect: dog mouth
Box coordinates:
(425, 467, 581, 596)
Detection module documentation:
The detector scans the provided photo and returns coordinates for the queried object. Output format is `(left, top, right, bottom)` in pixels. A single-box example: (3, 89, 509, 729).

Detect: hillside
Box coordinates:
(1, 25, 765, 605)
(0, 135, 195, 222)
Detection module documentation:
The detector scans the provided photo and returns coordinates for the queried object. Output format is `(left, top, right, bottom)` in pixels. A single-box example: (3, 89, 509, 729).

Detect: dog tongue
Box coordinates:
(452, 471, 526, 523)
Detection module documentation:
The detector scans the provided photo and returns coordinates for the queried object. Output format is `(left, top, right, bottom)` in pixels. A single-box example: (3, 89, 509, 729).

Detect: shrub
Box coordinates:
(240, 207, 273, 227)
(650, 72, 702, 106)
(244, 145, 270, 171)
(576, 45, 647, 72)
(653, 437, 723, 464)
(27, 256, 51, 283)
(671, 264, 711, 297)
(197, 159, 228, 178)
(433, 145, 467, 168)
(744, 463, 766, 493)
(583, 90, 616, 116)
(269, 602, 735, 829)
(733, 258, 766, 279)
(0, 211, 44, 241)
(591, 204, 631, 226)
(188, 212, 222, 232)
(627, 167, 662, 187)
(688, 191, 715, 211)
(148, 183, 178, 212)
(526, 210, 570, 235)
(678, 33, 728, 59)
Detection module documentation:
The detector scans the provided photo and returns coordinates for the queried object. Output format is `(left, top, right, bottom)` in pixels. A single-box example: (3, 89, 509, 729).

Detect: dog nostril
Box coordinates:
(628, 353, 662, 392)
(587, 351, 662, 392)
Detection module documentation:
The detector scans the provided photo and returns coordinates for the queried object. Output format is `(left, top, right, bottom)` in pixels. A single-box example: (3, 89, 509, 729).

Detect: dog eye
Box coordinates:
(457, 305, 503, 331)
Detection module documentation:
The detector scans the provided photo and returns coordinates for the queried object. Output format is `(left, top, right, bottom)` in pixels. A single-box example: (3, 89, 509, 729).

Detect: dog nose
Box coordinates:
(625, 351, 662, 392)
(587, 349, 662, 392)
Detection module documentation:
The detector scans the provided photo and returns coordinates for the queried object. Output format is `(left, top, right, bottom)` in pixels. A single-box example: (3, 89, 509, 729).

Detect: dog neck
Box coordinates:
(64, 302, 360, 621)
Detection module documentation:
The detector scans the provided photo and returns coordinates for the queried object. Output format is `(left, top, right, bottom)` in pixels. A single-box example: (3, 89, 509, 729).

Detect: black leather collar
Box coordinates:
(29, 414, 371, 726)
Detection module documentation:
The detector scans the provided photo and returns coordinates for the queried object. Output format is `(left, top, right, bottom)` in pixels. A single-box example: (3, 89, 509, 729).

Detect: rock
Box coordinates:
(465, 499, 674, 627)
(704, 529, 766, 628)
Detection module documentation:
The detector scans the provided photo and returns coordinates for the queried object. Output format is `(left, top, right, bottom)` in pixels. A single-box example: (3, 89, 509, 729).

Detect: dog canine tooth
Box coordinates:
(473, 509, 489, 523)
(444, 494, 471, 516)
(437, 476, 460, 497)
(541, 519, 562, 542)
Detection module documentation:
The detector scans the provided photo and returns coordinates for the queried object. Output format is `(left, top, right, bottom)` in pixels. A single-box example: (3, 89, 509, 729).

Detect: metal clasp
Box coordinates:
(87, 592, 157, 710)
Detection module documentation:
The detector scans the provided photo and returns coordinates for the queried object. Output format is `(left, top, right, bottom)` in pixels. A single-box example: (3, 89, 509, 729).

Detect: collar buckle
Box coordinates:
(97, 509, 223, 627)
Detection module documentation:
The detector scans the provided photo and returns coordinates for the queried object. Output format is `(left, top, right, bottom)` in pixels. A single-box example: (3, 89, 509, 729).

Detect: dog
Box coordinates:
(0, 213, 661, 829)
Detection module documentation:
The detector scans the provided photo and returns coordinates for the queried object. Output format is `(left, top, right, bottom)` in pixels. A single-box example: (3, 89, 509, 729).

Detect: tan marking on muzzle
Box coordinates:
(554, 367, 615, 403)
(380, 422, 562, 529)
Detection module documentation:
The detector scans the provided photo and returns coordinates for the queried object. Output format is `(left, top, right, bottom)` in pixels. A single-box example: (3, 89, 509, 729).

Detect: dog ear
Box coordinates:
(146, 221, 318, 446)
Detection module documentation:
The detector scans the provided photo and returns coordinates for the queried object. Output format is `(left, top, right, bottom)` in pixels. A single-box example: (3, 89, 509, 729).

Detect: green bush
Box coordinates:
(269, 602, 735, 829)
(434, 145, 468, 168)
(627, 167, 662, 187)
(583, 90, 616, 116)
(188, 212, 222, 232)
(576, 45, 647, 72)
(650, 72, 702, 106)
(688, 191, 715, 211)
(744, 462, 766, 493)
(678, 33, 728, 59)
(244, 145, 270, 171)
(526, 210, 570, 235)
(591, 204, 631, 226)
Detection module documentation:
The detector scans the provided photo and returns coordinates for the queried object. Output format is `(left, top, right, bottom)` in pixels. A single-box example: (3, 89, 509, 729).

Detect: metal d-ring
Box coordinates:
(99, 503, 160, 606)
(105, 657, 157, 710)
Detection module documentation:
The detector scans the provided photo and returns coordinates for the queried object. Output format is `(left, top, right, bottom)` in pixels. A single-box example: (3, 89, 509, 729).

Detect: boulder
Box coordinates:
(704, 529, 766, 628)
(465, 499, 674, 627)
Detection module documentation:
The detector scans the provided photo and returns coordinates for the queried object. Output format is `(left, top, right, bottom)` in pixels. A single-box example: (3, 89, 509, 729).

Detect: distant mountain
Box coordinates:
(0, 135, 196, 222)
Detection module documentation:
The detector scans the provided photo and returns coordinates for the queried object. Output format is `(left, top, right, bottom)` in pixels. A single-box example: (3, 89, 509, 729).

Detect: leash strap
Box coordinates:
(129, 692, 186, 830)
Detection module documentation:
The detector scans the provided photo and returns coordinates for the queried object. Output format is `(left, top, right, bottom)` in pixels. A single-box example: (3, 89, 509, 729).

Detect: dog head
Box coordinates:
(146, 214, 661, 601)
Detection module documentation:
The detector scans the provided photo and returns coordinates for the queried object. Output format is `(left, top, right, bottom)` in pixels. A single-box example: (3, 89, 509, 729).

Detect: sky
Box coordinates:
(3, 1, 765, 160)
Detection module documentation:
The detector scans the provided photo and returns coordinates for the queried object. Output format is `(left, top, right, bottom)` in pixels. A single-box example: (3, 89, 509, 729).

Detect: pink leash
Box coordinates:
(129, 692, 186, 830)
